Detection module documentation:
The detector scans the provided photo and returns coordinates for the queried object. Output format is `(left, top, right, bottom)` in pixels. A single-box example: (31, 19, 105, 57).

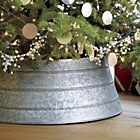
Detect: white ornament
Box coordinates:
(102, 11, 113, 25)
(82, 3, 92, 18)
(62, 0, 75, 5)
(130, 0, 137, 4)
(20, 0, 31, 5)
(108, 52, 118, 66)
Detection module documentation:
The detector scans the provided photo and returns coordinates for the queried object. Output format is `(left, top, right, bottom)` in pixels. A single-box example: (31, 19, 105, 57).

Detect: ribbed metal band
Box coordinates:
(0, 58, 122, 124)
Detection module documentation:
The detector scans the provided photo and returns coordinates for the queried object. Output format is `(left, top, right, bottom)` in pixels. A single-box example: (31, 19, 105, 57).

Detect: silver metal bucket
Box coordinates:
(0, 58, 121, 124)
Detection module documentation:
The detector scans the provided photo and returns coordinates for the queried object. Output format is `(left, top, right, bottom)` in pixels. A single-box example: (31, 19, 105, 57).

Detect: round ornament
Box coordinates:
(62, 0, 75, 5)
(20, 0, 31, 5)
(81, 3, 92, 18)
(108, 52, 118, 66)
(102, 11, 113, 25)
(22, 23, 38, 39)
(56, 31, 72, 44)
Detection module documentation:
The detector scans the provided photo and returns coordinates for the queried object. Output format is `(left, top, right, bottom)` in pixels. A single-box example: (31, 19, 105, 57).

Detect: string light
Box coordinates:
(4, 31, 9, 36)
(11, 6, 16, 9)
(30, 0, 34, 5)
(0, 5, 26, 23)
(0, 11, 4, 21)
(0, 32, 49, 73)
(0, 0, 139, 71)
(121, 57, 125, 62)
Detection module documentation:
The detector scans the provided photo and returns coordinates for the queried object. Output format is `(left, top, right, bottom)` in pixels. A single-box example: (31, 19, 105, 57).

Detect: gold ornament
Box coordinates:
(56, 31, 72, 44)
(108, 52, 118, 66)
(22, 23, 38, 39)
(20, 0, 31, 5)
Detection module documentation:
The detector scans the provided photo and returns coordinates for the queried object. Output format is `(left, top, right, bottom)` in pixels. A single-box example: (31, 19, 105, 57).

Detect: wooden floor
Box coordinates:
(0, 93, 140, 140)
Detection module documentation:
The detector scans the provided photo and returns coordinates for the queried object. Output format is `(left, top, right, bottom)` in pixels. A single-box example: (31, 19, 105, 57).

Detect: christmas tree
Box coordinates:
(121, 46, 140, 80)
(0, 0, 139, 73)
